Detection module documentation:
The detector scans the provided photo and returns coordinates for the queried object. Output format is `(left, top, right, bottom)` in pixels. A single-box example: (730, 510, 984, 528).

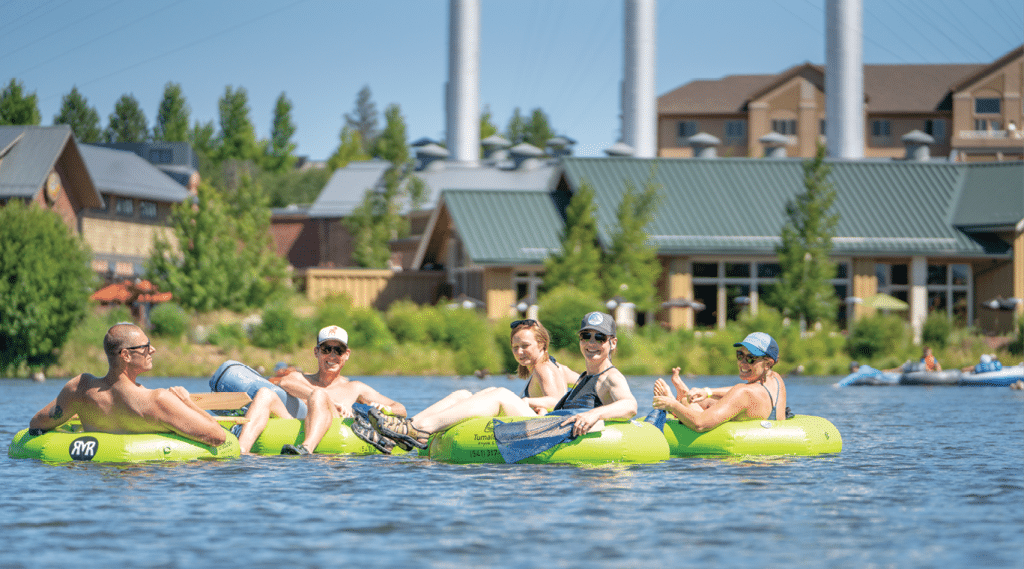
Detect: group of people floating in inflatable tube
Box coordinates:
(20, 313, 795, 458)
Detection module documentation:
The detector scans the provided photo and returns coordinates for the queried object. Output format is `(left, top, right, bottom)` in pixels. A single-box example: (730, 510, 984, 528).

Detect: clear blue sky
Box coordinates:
(3, 0, 1021, 159)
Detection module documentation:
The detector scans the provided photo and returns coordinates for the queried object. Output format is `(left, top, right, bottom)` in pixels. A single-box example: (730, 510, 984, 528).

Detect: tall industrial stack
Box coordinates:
(622, 0, 657, 158)
(446, 0, 481, 166)
(825, 0, 864, 159)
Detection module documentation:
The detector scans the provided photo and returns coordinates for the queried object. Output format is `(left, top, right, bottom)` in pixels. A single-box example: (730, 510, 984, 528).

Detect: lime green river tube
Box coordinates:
(8, 421, 240, 463)
(427, 416, 670, 464)
(248, 417, 409, 455)
(663, 415, 842, 457)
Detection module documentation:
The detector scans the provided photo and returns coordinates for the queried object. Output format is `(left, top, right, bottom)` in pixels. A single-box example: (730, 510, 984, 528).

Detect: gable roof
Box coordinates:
(0, 125, 102, 207)
(430, 190, 564, 266)
(658, 61, 990, 115)
(79, 144, 190, 202)
(560, 157, 1021, 258)
(308, 160, 390, 218)
(952, 44, 1024, 93)
(952, 162, 1024, 232)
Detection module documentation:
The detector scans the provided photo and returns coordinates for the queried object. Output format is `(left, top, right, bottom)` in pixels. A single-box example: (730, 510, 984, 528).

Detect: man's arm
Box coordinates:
(29, 385, 75, 433)
(354, 384, 407, 417)
(271, 370, 317, 400)
(149, 389, 227, 447)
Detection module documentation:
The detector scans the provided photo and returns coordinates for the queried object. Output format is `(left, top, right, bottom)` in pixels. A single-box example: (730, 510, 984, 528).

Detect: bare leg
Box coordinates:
(411, 389, 475, 424)
(415, 387, 534, 434)
(299, 387, 338, 452)
(237, 388, 293, 453)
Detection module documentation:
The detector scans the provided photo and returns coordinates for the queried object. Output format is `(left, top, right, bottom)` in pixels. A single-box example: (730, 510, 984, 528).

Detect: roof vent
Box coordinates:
(688, 132, 720, 158)
(481, 134, 510, 161)
(759, 132, 789, 159)
(902, 130, 933, 162)
(509, 142, 544, 170)
(415, 143, 450, 171)
(547, 136, 576, 159)
(604, 141, 635, 156)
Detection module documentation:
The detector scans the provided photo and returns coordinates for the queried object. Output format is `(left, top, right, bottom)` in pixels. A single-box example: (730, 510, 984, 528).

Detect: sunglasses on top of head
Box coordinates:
(735, 350, 762, 365)
(510, 319, 538, 329)
(319, 344, 347, 355)
(579, 331, 609, 343)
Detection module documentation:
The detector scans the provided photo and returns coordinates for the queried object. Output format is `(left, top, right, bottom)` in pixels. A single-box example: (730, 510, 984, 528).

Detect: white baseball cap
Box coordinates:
(317, 325, 349, 348)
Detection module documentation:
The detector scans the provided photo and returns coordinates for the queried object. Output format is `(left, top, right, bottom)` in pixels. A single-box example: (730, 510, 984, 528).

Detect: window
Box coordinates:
(924, 119, 946, 142)
(149, 148, 173, 164)
(140, 201, 158, 219)
(820, 119, 826, 135)
(975, 98, 1000, 114)
(677, 121, 698, 143)
(974, 119, 1001, 131)
(724, 120, 746, 142)
(771, 119, 796, 135)
(115, 198, 133, 217)
(871, 120, 891, 137)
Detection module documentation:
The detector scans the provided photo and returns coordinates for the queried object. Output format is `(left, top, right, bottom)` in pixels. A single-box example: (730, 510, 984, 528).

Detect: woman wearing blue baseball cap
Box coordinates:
(652, 332, 787, 432)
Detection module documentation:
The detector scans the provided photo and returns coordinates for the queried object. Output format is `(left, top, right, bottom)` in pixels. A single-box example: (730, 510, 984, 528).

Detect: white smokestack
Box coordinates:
(825, 0, 864, 159)
(446, 0, 480, 165)
(622, 0, 657, 159)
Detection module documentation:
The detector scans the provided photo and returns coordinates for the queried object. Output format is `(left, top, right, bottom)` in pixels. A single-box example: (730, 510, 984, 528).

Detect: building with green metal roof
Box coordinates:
(416, 154, 1022, 336)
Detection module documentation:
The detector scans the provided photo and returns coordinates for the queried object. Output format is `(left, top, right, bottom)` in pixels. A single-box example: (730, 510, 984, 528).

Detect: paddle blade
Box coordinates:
(493, 416, 575, 464)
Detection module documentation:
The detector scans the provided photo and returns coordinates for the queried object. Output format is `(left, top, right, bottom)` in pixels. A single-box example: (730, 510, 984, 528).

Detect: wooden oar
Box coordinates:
(191, 391, 252, 410)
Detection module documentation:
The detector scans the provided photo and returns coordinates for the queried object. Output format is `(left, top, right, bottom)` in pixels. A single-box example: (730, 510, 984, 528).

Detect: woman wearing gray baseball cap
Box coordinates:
(652, 332, 787, 431)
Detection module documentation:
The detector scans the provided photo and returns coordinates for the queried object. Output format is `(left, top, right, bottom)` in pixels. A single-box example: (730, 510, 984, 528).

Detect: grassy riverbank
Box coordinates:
(12, 299, 1019, 381)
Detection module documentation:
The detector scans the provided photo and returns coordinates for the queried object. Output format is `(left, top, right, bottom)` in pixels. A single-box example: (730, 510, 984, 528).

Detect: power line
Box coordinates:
(0, 0, 127, 62)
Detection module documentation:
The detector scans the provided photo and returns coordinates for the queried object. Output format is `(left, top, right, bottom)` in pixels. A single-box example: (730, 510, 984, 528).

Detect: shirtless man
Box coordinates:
(28, 323, 227, 447)
(240, 325, 408, 455)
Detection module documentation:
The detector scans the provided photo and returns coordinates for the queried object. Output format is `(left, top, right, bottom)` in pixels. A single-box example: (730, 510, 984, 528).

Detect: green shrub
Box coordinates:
(149, 302, 188, 338)
(386, 300, 431, 344)
(441, 308, 489, 351)
(345, 307, 395, 350)
(536, 285, 605, 351)
(1008, 316, 1024, 356)
(251, 303, 304, 349)
(848, 313, 905, 360)
(921, 311, 953, 349)
(207, 322, 247, 350)
(493, 323, 518, 374)
(315, 294, 353, 333)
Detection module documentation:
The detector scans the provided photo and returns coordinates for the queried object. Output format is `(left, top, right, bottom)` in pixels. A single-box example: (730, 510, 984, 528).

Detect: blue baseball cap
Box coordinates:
(734, 332, 779, 362)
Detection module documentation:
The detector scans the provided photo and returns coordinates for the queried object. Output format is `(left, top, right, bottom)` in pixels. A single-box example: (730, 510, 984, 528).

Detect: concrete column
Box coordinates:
(910, 256, 928, 344)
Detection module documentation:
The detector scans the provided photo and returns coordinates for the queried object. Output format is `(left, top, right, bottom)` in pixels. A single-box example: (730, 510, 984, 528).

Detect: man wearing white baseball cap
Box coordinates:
(653, 331, 787, 431)
(236, 325, 410, 455)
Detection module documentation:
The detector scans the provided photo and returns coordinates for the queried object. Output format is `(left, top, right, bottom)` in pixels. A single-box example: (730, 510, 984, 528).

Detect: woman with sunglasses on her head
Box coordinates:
(367, 319, 577, 450)
(553, 312, 639, 438)
(653, 332, 787, 432)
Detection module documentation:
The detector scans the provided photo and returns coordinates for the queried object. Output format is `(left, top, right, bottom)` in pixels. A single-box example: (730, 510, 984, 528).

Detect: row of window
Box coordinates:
(113, 197, 158, 219)
(677, 118, 952, 145)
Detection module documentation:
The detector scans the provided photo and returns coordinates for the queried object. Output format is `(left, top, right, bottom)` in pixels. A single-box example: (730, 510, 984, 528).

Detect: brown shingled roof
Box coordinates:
(658, 74, 776, 114)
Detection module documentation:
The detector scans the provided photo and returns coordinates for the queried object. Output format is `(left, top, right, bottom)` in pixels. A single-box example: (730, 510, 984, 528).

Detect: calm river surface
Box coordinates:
(2, 374, 1021, 569)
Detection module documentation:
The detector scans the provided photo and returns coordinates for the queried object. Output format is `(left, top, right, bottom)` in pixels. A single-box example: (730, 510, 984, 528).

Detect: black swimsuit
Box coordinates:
(760, 380, 780, 421)
(553, 366, 616, 411)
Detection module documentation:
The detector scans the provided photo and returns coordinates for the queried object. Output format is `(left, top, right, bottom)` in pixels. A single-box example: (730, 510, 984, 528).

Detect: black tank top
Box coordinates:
(554, 366, 615, 411)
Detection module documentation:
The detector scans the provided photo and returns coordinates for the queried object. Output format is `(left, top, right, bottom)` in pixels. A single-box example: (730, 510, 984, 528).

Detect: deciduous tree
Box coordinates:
(215, 85, 258, 163)
(264, 92, 297, 173)
(345, 85, 379, 155)
(327, 126, 369, 170)
(543, 180, 603, 298)
(0, 201, 93, 374)
(53, 86, 101, 143)
(603, 173, 662, 312)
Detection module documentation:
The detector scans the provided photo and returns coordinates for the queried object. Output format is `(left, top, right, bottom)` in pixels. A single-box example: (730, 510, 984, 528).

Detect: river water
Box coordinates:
(1, 374, 1021, 569)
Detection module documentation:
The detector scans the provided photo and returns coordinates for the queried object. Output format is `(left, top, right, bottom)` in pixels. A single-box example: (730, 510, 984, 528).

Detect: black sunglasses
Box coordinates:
(122, 341, 151, 353)
(579, 331, 609, 343)
(319, 344, 347, 355)
(735, 350, 761, 365)
(511, 319, 538, 329)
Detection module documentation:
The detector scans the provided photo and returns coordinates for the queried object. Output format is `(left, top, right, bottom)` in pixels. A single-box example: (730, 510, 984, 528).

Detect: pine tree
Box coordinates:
(264, 92, 297, 173)
(770, 144, 840, 327)
(154, 82, 190, 142)
(347, 104, 411, 268)
(505, 107, 527, 145)
(215, 85, 258, 162)
(53, 87, 101, 142)
(543, 181, 603, 297)
(104, 94, 149, 142)
(345, 85, 379, 155)
(480, 106, 498, 140)
(0, 79, 41, 125)
(524, 108, 555, 151)
(603, 174, 663, 312)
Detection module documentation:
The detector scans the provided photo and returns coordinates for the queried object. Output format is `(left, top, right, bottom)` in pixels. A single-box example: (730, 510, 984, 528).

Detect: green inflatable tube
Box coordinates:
(248, 417, 410, 455)
(663, 414, 842, 457)
(8, 421, 240, 463)
(427, 416, 670, 465)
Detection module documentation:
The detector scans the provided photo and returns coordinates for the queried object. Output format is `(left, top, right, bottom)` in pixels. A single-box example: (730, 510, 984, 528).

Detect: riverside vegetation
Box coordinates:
(15, 287, 1022, 380)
